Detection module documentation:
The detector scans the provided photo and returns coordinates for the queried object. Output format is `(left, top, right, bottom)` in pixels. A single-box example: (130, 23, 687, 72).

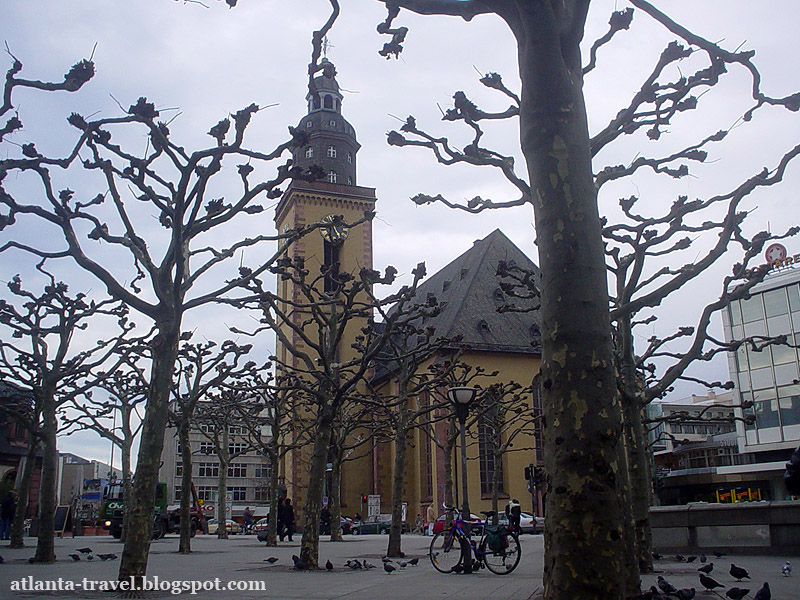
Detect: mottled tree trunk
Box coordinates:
(217, 431, 229, 540)
(299, 408, 334, 569)
(118, 329, 179, 585)
(266, 444, 280, 547)
(178, 422, 194, 552)
(328, 454, 343, 542)
(510, 7, 627, 599)
(120, 440, 133, 544)
(443, 419, 455, 525)
(35, 391, 57, 562)
(9, 437, 38, 548)
(491, 445, 503, 525)
(387, 418, 409, 557)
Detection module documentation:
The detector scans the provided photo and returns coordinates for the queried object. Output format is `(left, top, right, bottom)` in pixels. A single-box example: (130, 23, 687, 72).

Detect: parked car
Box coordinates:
(206, 518, 242, 535)
(350, 514, 408, 535)
(497, 511, 542, 534)
(251, 517, 270, 534)
(427, 513, 482, 535)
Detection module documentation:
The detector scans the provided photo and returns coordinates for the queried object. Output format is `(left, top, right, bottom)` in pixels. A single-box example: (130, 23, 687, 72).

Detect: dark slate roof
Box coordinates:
(413, 229, 541, 353)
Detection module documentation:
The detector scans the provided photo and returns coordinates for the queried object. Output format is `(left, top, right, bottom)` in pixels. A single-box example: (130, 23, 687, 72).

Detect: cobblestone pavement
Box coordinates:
(1, 533, 796, 599)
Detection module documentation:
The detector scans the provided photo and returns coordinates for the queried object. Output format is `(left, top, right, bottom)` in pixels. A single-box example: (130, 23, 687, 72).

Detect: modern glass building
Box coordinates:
(722, 245, 800, 499)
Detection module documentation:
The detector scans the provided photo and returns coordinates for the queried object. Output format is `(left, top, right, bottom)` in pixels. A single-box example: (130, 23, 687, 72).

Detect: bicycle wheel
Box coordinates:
(429, 530, 462, 573)
(481, 534, 521, 575)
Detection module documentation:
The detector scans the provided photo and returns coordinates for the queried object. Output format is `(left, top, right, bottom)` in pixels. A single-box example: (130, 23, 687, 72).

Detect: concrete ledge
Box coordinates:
(651, 501, 800, 556)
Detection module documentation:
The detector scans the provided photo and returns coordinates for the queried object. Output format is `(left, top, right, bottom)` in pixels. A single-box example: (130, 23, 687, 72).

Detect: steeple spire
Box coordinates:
(293, 59, 359, 186)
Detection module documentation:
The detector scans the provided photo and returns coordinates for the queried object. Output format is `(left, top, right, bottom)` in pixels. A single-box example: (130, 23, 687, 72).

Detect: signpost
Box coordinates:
(367, 494, 380, 517)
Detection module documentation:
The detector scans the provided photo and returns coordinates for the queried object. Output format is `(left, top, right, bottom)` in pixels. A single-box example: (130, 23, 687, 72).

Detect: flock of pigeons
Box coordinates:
(263, 554, 420, 573)
(638, 552, 792, 600)
(0, 547, 118, 564)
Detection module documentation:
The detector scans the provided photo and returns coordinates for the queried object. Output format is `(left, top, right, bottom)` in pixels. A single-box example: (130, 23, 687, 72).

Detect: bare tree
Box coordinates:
(369, 2, 800, 596)
(0, 272, 132, 562)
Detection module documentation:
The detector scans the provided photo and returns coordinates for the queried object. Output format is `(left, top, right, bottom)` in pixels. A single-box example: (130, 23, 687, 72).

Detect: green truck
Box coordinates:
(100, 481, 204, 539)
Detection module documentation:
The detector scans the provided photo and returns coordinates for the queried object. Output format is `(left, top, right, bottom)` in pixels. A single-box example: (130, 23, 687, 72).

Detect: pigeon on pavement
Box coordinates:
(291, 555, 306, 570)
(730, 564, 751, 581)
(98, 553, 118, 561)
(76, 547, 93, 554)
(69, 554, 81, 561)
(698, 562, 714, 574)
(753, 582, 771, 600)
(686, 556, 697, 563)
(363, 561, 376, 570)
(782, 561, 791, 576)
(657, 576, 678, 595)
(699, 573, 724, 592)
(409, 557, 419, 566)
(325, 559, 333, 571)
(699, 554, 707, 563)
(725, 587, 750, 600)
(263, 557, 278, 564)
(383, 562, 396, 574)
(675, 587, 695, 600)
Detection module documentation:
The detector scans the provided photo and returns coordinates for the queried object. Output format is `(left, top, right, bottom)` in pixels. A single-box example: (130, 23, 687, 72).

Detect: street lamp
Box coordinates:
(447, 386, 477, 520)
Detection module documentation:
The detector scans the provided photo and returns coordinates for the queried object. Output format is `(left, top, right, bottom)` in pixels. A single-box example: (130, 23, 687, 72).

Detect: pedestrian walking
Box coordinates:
(505, 498, 521, 532)
(426, 503, 436, 536)
(280, 498, 296, 542)
(1, 490, 16, 540)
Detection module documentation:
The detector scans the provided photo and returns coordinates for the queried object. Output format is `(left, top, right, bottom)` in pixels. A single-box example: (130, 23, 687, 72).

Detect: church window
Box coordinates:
(336, 98, 341, 111)
(478, 401, 504, 495)
(347, 176, 352, 185)
(329, 119, 336, 127)
(305, 146, 313, 159)
(324, 95, 333, 109)
(313, 96, 321, 110)
(323, 240, 340, 294)
(327, 171, 337, 184)
(327, 145, 337, 158)
(306, 121, 312, 128)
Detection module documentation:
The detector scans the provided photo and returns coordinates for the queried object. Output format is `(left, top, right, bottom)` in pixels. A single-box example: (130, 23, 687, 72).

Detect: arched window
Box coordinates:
(324, 95, 333, 109)
(336, 98, 341, 111)
(327, 145, 337, 158)
(327, 171, 337, 184)
(313, 96, 321, 110)
(305, 147, 313, 159)
(347, 176, 352, 185)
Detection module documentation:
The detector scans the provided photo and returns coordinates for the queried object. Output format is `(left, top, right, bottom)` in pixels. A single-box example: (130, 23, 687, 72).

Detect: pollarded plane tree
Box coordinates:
(60, 345, 150, 545)
(0, 271, 132, 562)
(229, 255, 432, 569)
(169, 338, 256, 552)
(192, 386, 260, 540)
(233, 369, 316, 547)
(373, 2, 799, 597)
(0, 47, 335, 581)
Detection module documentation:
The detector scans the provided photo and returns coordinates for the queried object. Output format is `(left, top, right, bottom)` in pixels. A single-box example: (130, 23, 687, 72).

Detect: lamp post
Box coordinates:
(448, 386, 477, 574)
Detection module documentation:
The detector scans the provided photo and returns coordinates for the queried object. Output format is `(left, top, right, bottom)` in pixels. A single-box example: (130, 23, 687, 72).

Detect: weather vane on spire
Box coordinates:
(322, 35, 335, 59)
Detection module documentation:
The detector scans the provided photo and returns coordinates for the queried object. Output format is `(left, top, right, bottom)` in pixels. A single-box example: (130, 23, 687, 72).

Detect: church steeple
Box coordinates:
(292, 59, 360, 186)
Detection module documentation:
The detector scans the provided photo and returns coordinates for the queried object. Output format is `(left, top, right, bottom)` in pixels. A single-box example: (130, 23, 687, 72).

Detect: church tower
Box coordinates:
(274, 59, 376, 514)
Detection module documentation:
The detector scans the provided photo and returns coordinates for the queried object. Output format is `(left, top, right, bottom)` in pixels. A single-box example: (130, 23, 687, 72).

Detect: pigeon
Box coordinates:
(635, 586, 659, 600)
(699, 554, 707, 563)
(675, 588, 695, 600)
(725, 587, 750, 600)
(69, 554, 81, 561)
(263, 557, 279, 564)
(351, 559, 363, 570)
(383, 562, 396, 574)
(398, 561, 408, 569)
(86, 554, 94, 561)
(713, 551, 726, 558)
(753, 582, 770, 600)
(362, 561, 376, 570)
(686, 555, 697, 563)
(698, 562, 714, 574)
(381, 557, 392, 563)
(782, 561, 791, 576)
(76, 547, 93, 554)
(98, 553, 118, 561)
(699, 573, 724, 592)
(409, 557, 419, 566)
(291, 555, 306, 570)
(675, 554, 686, 562)
(730, 564, 751, 581)
(657, 575, 678, 595)
(28, 557, 37, 564)
(325, 559, 333, 571)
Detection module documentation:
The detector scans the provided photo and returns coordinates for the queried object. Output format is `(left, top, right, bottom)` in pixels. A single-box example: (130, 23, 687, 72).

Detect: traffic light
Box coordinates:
(361, 494, 368, 503)
(524, 466, 532, 481)
(533, 466, 544, 486)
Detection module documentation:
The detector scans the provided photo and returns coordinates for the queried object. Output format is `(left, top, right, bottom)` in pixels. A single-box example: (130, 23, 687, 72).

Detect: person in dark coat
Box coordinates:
(280, 498, 295, 542)
(320, 505, 331, 535)
(1, 491, 17, 540)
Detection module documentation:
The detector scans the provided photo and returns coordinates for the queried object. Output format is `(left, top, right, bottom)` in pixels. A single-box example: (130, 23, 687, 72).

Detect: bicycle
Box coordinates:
(428, 506, 521, 575)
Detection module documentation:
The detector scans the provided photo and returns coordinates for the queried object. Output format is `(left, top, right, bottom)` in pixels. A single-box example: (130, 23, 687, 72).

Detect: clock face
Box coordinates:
(765, 243, 787, 262)
(320, 214, 348, 244)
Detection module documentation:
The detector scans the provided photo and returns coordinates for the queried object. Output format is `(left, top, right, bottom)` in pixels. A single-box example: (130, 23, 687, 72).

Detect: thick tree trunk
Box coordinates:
(509, 8, 627, 599)
(35, 392, 57, 562)
(9, 437, 38, 548)
(178, 422, 193, 552)
(443, 419, 456, 525)
(217, 444, 229, 540)
(328, 454, 343, 542)
(491, 444, 503, 525)
(120, 440, 133, 545)
(299, 409, 334, 569)
(387, 420, 409, 557)
(118, 329, 179, 585)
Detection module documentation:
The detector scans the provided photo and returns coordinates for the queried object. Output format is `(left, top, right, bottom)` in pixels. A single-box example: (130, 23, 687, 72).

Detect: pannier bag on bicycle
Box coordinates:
(484, 524, 510, 553)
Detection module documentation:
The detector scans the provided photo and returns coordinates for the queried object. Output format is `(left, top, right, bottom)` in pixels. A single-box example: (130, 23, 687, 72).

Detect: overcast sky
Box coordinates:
(3, 0, 799, 467)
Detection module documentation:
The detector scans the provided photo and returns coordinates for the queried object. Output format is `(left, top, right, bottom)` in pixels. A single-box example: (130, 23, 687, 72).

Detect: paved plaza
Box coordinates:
(0, 533, 796, 599)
